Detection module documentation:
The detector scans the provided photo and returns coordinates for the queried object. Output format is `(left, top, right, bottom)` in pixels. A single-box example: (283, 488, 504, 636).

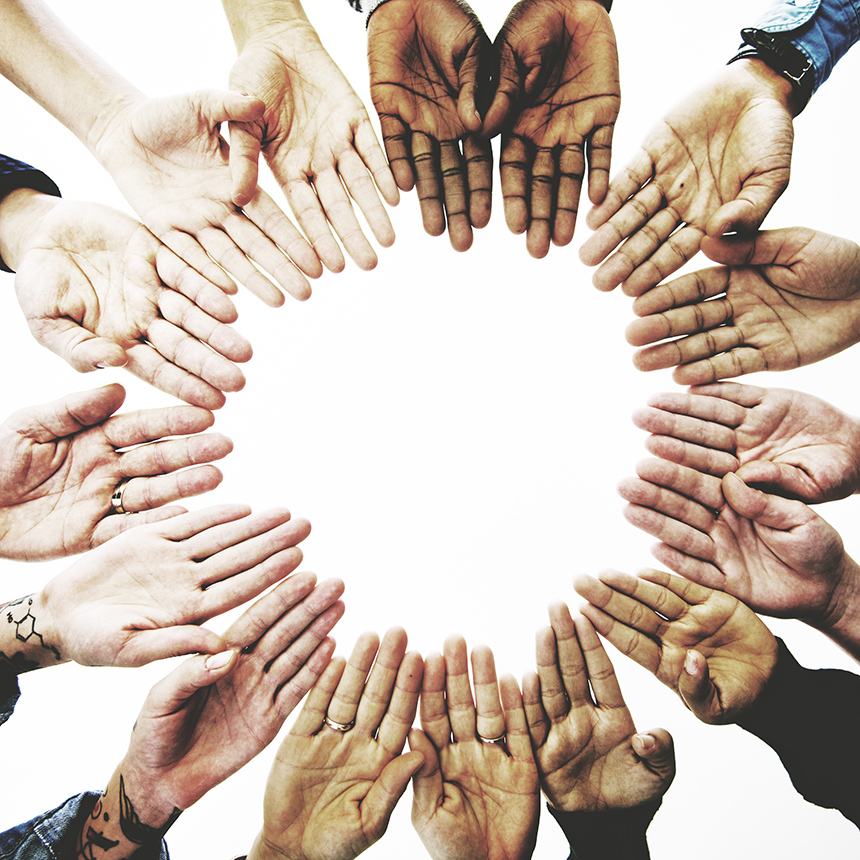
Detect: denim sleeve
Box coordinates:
(0, 154, 61, 273)
(750, 0, 860, 92)
(0, 793, 170, 859)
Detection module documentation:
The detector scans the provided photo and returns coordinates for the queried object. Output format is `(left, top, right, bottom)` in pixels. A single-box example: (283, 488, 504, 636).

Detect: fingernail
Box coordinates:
(684, 650, 698, 675)
(205, 650, 234, 670)
(635, 732, 655, 751)
(95, 363, 107, 369)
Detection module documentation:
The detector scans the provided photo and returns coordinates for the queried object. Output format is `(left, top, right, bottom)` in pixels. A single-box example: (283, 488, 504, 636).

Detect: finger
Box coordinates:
(721, 472, 817, 530)
(361, 751, 425, 846)
(34, 320, 128, 372)
(547, 601, 589, 705)
(618, 475, 718, 535)
(354, 116, 400, 207)
(586, 123, 615, 206)
(632, 404, 737, 451)
(158, 229, 238, 294)
(673, 348, 771, 386)
(573, 615, 626, 710)
(103, 402, 217, 449)
(378, 113, 414, 192)
(116, 625, 226, 667)
(327, 630, 381, 729)
(576, 569, 689, 628)
(337, 147, 396, 248)
(464, 135, 492, 230)
(377, 650, 424, 754)
(228, 121, 262, 208)
(91, 506, 189, 546)
(124, 344, 227, 410)
(411, 133, 445, 238)
(481, 41, 520, 137)
(144, 503, 252, 541)
(420, 652, 451, 751)
(155, 288, 251, 363)
(456, 39, 483, 134)
(535, 624, 572, 722)
(630, 727, 675, 781)
(700, 230, 793, 267)
(650, 542, 726, 591)
(735, 460, 824, 503)
(635, 567, 718, 606)
(471, 644, 505, 742)
(501, 134, 529, 235)
(283, 178, 346, 275)
(499, 674, 534, 763)
(584, 148, 656, 234)
(526, 147, 556, 259)
(632, 458, 725, 512)
(620, 225, 705, 298)
(554, 142, 585, 248)
(140, 649, 238, 719)
(116, 422, 232, 476)
(113, 465, 225, 513)
(647, 388, 750, 425)
(7, 383, 126, 443)
(521, 670, 549, 749)
(677, 649, 721, 723)
(408, 728, 444, 819)
(313, 164, 379, 271)
(439, 140, 473, 252)
(578, 601, 662, 678)
(443, 634, 476, 742)
(630, 267, 730, 318)
(626, 297, 734, 349)
(706, 170, 787, 237)
(623, 502, 716, 562)
(644, 434, 739, 478)
(155, 245, 240, 321)
(356, 627, 410, 735)
(289, 654, 347, 737)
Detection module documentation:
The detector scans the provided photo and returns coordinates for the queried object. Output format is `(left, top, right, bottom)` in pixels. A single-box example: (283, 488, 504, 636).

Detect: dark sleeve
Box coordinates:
(0, 664, 21, 727)
(0, 154, 61, 273)
(547, 799, 661, 860)
(737, 637, 860, 828)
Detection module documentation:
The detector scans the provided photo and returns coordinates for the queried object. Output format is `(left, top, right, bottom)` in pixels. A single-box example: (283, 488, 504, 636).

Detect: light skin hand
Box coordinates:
(227, 20, 398, 273)
(633, 383, 860, 504)
(409, 636, 539, 860)
(27, 504, 312, 668)
(93, 574, 344, 856)
(0, 383, 231, 560)
(524, 605, 674, 812)
(626, 227, 860, 383)
(0, 190, 252, 409)
(95, 90, 323, 306)
(367, 0, 494, 252)
(579, 60, 794, 295)
(483, 0, 619, 258)
(247, 628, 424, 860)
(575, 568, 778, 724)
(618, 455, 860, 645)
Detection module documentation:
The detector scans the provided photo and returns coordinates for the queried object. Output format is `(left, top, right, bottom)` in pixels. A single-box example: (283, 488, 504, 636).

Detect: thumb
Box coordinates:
(142, 648, 238, 719)
(64, 331, 128, 372)
(735, 460, 821, 505)
(118, 626, 227, 668)
(631, 727, 676, 779)
(457, 40, 489, 133)
(361, 751, 425, 845)
(481, 40, 522, 137)
(701, 228, 790, 268)
(408, 729, 443, 818)
(194, 89, 265, 125)
(705, 176, 785, 238)
(677, 649, 725, 724)
(722, 472, 809, 530)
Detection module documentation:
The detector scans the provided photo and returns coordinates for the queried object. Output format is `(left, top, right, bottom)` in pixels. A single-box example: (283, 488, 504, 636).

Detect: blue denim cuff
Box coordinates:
(751, 0, 860, 92)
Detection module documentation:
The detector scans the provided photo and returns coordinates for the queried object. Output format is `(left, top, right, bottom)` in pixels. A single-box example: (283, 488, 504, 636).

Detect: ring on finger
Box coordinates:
(110, 481, 130, 515)
(477, 732, 506, 745)
(324, 716, 355, 733)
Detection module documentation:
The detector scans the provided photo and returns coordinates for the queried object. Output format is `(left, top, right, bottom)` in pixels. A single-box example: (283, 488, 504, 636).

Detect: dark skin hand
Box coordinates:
(367, 0, 494, 251)
(484, 0, 619, 258)
(575, 568, 778, 725)
(627, 227, 860, 383)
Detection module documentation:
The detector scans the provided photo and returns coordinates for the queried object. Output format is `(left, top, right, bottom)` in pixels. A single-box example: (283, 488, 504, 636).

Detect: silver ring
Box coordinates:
(110, 481, 129, 515)
(324, 716, 355, 733)
(478, 732, 507, 745)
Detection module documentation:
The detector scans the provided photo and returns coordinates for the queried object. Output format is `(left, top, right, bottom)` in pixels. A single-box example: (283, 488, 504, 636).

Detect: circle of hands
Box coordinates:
(7, 0, 860, 857)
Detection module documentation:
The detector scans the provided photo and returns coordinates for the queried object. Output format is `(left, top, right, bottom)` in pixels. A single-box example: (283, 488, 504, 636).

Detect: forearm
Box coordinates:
(70, 767, 178, 860)
(737, 638, 860, 827)
(0, 0, 144, 153)
(0, 593, 66, 676)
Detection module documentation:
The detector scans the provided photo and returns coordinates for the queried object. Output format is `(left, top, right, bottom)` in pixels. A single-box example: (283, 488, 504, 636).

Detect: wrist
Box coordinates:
(0, 188, 58, 271)
(730, 57, 799, 116)
(246, 831, 294, 860)
(222, 0, 314, 52)
(87, 90, 148, 172)
(813, 553, 860, 650)
(0, 591, 65, 673)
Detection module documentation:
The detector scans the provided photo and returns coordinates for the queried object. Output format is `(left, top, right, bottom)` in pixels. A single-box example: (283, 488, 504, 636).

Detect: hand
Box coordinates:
(108, 574, 345, 839)
(247, 628, 424, 860)
(627, 227, 860, 383)
(228, 23, 398, 273)
(0, 383, 230, 560)
(524, 604, 674, 811)
(580, 60, 794, 295)
(618, 455, 856, 627)
(632, 384, 860, 504)
(367, 0, 494, 252)
(575, 568, 778, 724)
(409, 636, 539, 860)
(7, 192, 251, 409)
(95, 90, 322, 306)
(484, 0, 619, 258)
(29, 504, 311, 668)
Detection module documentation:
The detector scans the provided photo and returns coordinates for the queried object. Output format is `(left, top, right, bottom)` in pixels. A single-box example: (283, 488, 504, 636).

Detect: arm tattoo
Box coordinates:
(75, 797, 120, 860)
(4, 595, 61, 670)
(119, 774, 181, 845)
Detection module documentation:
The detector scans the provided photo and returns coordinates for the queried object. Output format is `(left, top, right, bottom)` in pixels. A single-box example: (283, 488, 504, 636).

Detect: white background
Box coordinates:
(0, 1, 859, 857)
